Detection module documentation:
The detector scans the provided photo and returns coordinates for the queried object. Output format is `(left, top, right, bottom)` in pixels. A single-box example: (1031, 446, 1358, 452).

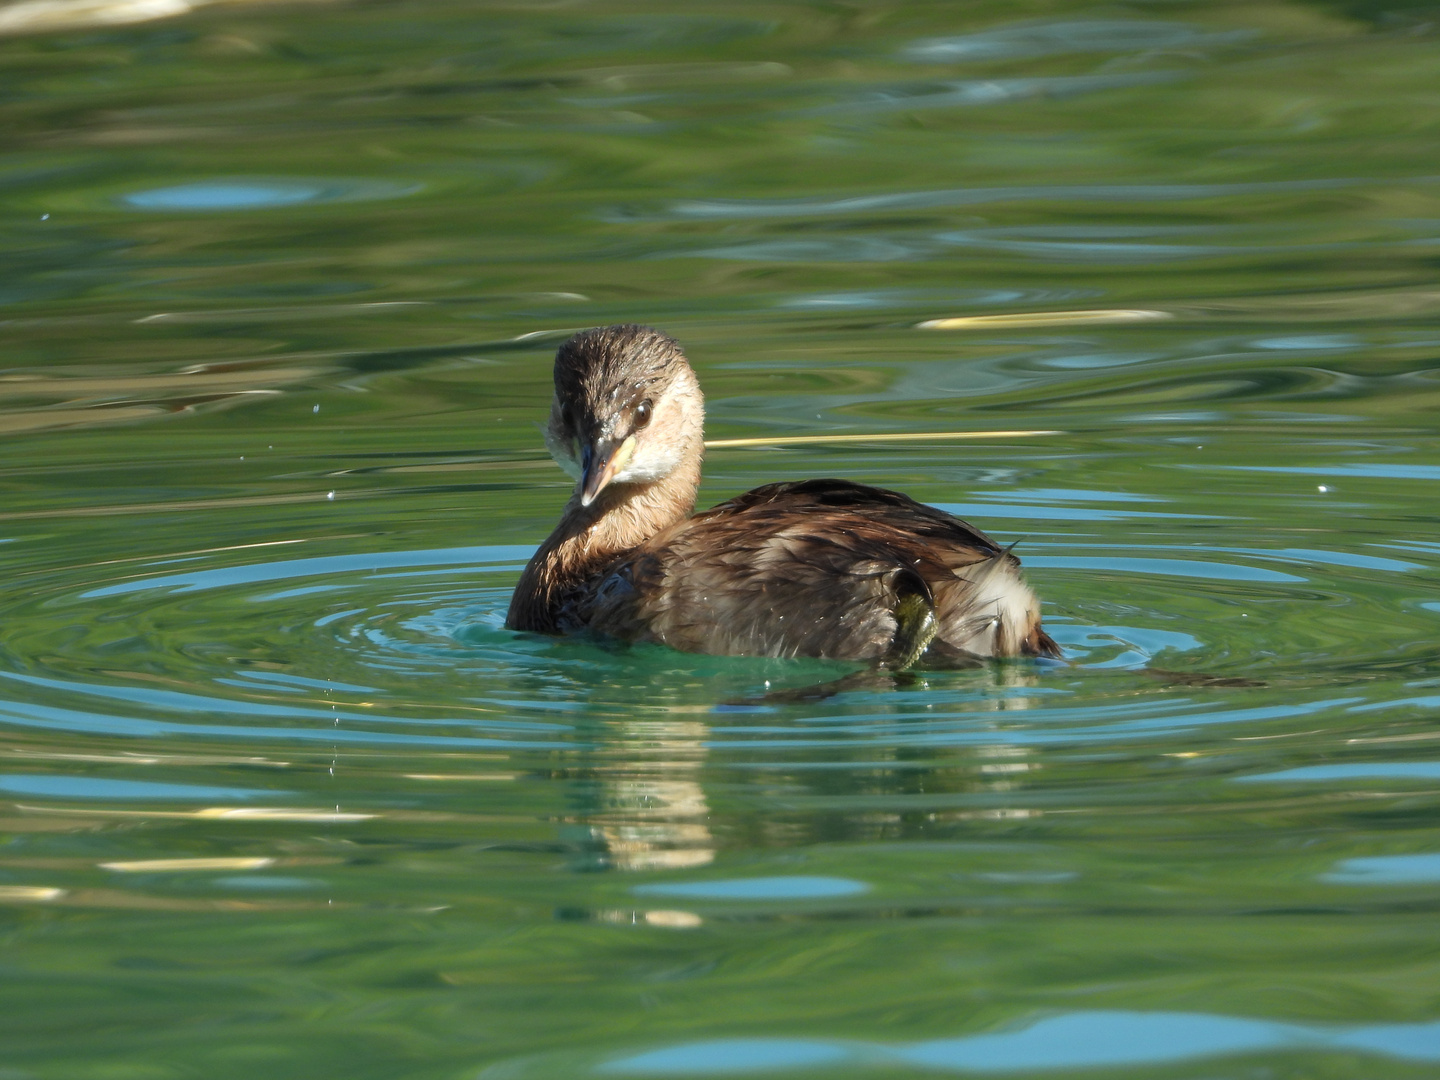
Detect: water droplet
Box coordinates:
(326, 491, 336, 501)
(312, 404, 320, 414)
(1317, 485, 1329, 492)
(40, 213, 49, 221)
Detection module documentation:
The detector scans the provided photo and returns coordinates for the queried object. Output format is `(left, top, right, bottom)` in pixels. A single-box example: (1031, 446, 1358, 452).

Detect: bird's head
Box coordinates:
(545, 325, 705, 507)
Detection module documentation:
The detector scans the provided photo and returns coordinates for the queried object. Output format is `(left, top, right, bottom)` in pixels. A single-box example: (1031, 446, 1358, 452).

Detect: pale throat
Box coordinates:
(544, 448, 702, 578)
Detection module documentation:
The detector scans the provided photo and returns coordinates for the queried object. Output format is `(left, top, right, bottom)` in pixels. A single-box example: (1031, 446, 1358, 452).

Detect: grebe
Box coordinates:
(506, 325, 1060, 667)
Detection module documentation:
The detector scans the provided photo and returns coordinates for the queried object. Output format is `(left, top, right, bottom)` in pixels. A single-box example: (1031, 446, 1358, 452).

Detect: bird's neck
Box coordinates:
(555, 457, 701, 565)
(509, 452, 701, 632)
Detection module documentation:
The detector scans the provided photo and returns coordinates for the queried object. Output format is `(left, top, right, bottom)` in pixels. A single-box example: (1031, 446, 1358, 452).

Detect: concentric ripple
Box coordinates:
(2, 513, 1432, 770)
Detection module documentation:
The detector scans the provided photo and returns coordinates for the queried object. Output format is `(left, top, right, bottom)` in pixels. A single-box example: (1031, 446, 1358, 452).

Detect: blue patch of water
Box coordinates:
(0, 774, 286, 801)
(120, 177, 420, 211)
(592, 1011, 1440, 1075)
(124, 181, 326, 210)
(1022, 556, 1303, 583)
(1238, 763, 1440, 783)
(0, 696, 567, 751)
(1214, 547, 1422, 572)
(1324, 854, 1440, 884)
(1252, 334, 1359, 351)
(228, 670, 380, 694)
(900, 1012, 1284, 1071)
(82, 545, 536, 598)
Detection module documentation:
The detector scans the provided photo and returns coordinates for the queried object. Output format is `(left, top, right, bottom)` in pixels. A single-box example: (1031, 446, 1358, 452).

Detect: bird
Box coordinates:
(506, 324, 1060, 668)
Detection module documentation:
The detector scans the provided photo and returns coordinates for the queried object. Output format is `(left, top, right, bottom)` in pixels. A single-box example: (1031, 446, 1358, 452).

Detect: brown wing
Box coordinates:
(580, 479, 1055, 662)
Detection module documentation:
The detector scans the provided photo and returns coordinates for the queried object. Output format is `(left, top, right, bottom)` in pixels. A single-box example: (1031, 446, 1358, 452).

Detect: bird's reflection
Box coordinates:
(565, 714, 714, 872)
(562, 661, 1053, 871)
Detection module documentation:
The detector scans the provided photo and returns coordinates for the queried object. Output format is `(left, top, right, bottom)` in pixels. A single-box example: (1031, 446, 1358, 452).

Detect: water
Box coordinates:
(2, 1, 1439, 1076)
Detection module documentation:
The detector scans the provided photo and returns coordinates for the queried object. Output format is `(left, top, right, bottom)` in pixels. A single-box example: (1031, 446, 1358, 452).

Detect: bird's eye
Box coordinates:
(633, 400, 653, 429)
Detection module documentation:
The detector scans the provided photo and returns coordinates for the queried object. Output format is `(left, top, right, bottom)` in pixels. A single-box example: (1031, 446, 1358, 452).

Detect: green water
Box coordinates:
(3, 0, 1440, 1076)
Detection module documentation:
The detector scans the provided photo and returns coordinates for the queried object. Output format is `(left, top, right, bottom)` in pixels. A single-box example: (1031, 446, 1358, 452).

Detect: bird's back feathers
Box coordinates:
(564, 479, 1058, 664)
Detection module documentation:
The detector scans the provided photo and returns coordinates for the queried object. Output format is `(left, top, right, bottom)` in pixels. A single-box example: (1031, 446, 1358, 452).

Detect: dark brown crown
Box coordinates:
(553, 325, 686, 432)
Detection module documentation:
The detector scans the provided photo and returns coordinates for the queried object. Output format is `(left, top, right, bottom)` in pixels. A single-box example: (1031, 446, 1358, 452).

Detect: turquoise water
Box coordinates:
(3, 1, 1440, 1076)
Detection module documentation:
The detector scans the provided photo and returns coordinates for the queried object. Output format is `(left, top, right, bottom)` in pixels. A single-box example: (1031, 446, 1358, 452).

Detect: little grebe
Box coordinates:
(506, 325, 1060, 667)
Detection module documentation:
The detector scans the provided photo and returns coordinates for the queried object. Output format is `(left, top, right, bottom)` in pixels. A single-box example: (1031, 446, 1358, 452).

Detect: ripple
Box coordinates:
(1049, 623, 1201, 667)
(602, 1040, 850, 1074)
(612, 178, 1365, 222)
(119, 177, 420, 212)
(0, 695, 559, 750)
(775, 288, 1069, 311)
(672, 238, 924, 263)
(935, 225, 1245, 263)
(1325, 854, 1440, 884)
(902, 19, 1254, 63)
(988, 488, 1160, 504)
(1202, 464, 1440, 481)
(1252, 334, 1361, 351)
(633, 876, 868, 900)
(0, 669, 539, 729)
(1238, 762, 1440, 783)
(1023, 555, 1304, 583)
(709, 698, 1361, 750)
(1212, 547, 1422, 573)
(934, 501, 1215, 522)
(0, 774, 286, 801)
(213, 875, 321, 890)
(575, 1011, 1440, 1076)
(0, 529, 1395, 781)
(81, 544, 532, 597)
(812, 72, 1181, 115)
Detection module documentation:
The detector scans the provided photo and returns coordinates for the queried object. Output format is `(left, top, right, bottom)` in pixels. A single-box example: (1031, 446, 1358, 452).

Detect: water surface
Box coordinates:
(2, 1, 1440, 1077)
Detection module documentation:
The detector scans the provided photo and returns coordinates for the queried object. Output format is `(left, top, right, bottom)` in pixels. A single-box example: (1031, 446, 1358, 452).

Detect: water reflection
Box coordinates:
(633, 876, 867, 900)
(120, 177, 420, 211)
(1325, 854, 1440, 885)
(901, 19, 1254, 63)
(631, 178, 1371, 222)
(601, 1039, 849, 1074)
(568, 714, 715, 872)
(1239, 762, 1440, 783)
(3, 0, 1440, 1075)
(812, 72, 1183, 115)
(0, 774, 287, 800)
(577, 1010, 1440, 1076)
(0, 0, 199, 35)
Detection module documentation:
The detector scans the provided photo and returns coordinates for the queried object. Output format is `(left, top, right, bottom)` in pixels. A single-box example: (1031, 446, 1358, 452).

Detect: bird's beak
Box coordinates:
(579, 435, 636, 507)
